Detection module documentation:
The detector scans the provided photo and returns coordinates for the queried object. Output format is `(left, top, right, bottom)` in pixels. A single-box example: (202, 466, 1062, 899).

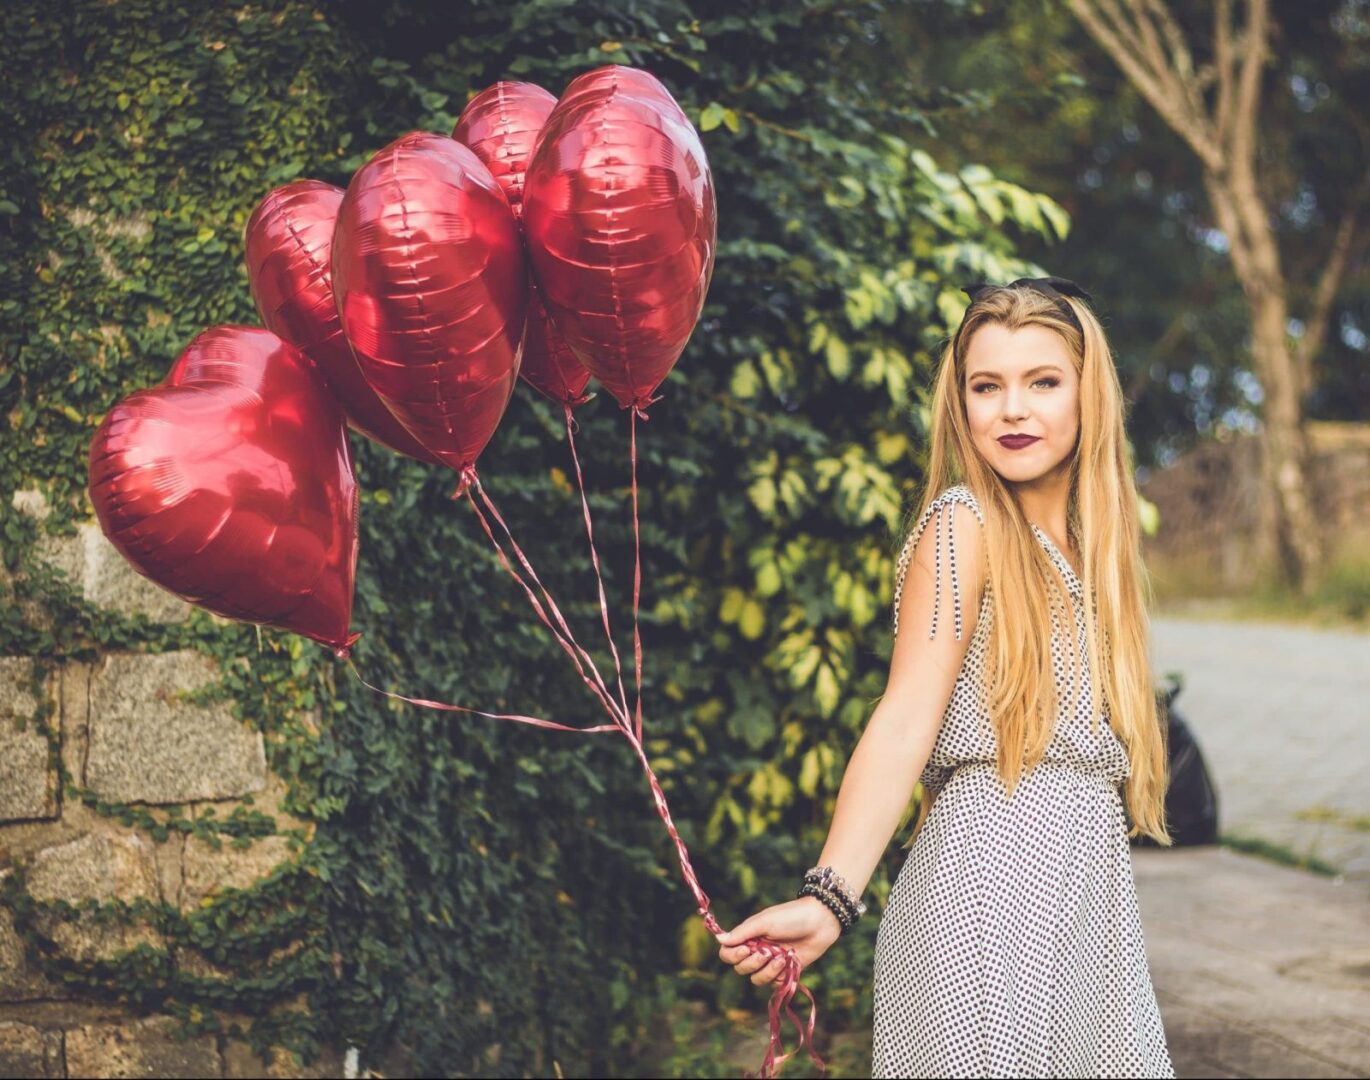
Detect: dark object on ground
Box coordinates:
(1133, 674, 1220, 847)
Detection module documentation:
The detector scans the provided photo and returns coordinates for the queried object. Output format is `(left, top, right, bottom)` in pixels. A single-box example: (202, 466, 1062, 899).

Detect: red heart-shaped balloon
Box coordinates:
(332, 130, 528, 488)
(245, 179, 443, 465)
(88, 325, 360, 654)
(454, 83, 592, 410)
(523, 65, 717, 412)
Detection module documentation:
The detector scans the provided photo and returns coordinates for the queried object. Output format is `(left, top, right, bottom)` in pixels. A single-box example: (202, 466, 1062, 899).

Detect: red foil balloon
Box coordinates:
(245, 179, 442, 465)
(454, 83, 592, 409)
(522, 65, 716, 411)
(332, 131, 528, 486)
(520, 277, 593, 406)
(88, 326, 360, 655)
(452, 81, 557, 212)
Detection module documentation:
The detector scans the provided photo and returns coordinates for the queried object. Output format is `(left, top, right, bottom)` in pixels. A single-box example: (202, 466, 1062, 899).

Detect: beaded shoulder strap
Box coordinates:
(892, 485, 985, 641)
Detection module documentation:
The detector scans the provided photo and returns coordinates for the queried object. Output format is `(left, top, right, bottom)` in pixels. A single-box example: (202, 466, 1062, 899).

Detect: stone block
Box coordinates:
(181, 833, 296, 910)
(0, 1022, 63, 1079)
(84, 651, 266, 804)
(223, 1037, 344, 1078)
(24, 832, 163, 962)
(152, 833, 185, 917)
(0, 659, 58, 822)
(9, 489, 189, 623)
(0, 888, 26, 969)
(25, 829, 159, 905)
(9, 490, 51, 521)
(0, 871, 66, 1003)
(76, 522, 190, 623)
(65, 1016, 220, 1079)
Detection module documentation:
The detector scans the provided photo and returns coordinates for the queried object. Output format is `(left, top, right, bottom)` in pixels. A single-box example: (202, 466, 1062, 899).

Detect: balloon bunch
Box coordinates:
(88, 66, 821, 1078)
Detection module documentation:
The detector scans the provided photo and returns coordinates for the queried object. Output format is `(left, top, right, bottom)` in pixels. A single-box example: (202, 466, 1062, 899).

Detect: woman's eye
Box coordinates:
(970, 379, 1057, 393)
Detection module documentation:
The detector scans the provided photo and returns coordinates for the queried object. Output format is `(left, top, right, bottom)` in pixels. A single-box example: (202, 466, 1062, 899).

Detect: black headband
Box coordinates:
(954, 276, 1095, 351)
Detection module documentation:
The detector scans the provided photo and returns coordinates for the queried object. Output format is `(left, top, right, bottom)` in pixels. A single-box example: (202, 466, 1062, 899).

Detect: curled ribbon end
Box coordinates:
(744, 940, 825, 1080)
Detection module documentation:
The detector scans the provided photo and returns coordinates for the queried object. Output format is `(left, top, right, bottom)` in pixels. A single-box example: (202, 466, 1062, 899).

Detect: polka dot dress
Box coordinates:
(872, 484, 1174, 1079)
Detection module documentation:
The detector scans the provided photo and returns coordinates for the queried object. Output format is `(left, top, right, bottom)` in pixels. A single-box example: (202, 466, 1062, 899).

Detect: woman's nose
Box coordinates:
(1000, 388, 1029, 421)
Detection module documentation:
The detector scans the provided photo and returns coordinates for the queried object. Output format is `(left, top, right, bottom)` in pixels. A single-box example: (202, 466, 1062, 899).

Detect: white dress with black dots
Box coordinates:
(872, 484, 1174, 1079)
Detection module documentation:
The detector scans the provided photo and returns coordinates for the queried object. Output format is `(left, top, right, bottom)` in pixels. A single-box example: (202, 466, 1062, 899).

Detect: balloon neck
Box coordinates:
(451, 465, 480, 500)
(629, 393, 663, 422)
(332, 631, 362, 660)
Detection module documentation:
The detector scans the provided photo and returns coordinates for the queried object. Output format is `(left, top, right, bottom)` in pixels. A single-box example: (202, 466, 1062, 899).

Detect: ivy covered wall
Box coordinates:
(0, 1, 1067, 1075)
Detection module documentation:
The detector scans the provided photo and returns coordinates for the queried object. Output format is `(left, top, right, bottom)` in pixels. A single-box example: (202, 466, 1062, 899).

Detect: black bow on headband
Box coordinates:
(962, 276, 1095, 307)
(955, 276, 1095, 348)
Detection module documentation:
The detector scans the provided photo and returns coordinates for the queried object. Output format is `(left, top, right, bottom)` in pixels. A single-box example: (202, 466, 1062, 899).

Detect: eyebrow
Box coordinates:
(966, 364, 1065, 380)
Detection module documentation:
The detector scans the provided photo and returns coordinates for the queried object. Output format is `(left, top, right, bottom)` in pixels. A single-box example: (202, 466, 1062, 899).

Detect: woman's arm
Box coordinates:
(812, 498, 987, 895)
(718, 498, 985, 984)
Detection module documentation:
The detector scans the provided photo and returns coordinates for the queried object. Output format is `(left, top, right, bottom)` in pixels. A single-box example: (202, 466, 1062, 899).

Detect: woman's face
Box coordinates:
(962, 321, 1080, 487)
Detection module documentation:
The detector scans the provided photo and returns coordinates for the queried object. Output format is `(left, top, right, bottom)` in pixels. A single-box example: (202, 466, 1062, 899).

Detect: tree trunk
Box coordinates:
(1248, 290, 1323, 594)
(1203, 173, 1325, 594)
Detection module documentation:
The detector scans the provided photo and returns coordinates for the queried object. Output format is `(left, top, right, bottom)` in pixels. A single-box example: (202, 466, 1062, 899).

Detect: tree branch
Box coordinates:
(1120, 0, 1171, 84)
(1133, 0, 1207, 121)
(1068, 0, 1224, 171)
(1228, 0, 1267, 177)
(1202, 174, 1255, 286)
(1213, 0, 1236, 150)
(1295, 178, 1370, 393)
(1140, 0, 1195, 81)
(1223, 0, 1282, 298)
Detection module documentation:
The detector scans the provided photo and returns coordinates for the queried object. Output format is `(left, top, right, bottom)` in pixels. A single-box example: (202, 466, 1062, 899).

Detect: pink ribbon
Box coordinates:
(349, 423, 826, 1078)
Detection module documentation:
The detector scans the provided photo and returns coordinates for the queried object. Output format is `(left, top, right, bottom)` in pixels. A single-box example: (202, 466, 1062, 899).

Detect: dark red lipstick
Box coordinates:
(997, 434, 1041, 450)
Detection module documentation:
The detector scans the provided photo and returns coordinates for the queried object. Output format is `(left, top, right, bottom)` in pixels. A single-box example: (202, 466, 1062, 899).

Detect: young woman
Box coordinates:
(716, 278, 1175, 1078)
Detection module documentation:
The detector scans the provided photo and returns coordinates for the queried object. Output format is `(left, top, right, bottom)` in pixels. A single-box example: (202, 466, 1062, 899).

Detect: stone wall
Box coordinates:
(0, 491, 342, 1079)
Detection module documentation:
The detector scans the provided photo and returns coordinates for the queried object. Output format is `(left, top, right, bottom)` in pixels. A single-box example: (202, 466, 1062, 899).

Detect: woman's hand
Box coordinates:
(716, 897, 843, 986)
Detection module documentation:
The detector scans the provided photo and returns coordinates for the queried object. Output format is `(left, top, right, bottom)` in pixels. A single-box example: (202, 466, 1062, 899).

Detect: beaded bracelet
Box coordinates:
(797, 882, 855, 935)
(800, 877, 860, 926)
(800, 878, 860, 926)
(804, 865, 867, 918)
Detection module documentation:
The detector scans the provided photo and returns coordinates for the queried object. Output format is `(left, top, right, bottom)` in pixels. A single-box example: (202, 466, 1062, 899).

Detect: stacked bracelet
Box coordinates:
(795, 864, 867, 936)
(804, 865, 867, 918)
(798, 882, 856, 934)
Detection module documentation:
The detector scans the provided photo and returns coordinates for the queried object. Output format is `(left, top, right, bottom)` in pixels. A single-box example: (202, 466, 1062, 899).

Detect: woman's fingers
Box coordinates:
(729, 944, 794, 982)
(732, 949, 772, 977)
(720, 901, 827, 985)
(717, 910, 771, 949)
(751, 951, 790, 986)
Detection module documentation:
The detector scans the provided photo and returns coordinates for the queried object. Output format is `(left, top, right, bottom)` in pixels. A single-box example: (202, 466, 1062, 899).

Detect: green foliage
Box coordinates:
(0, 0, 1065, 1073)
(1218, 833, 1342, 879)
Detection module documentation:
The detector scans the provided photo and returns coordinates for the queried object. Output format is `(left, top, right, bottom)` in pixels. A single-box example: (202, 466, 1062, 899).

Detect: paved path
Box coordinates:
(1134, 845, 1370, 1079)
(1150, 616, 1370, 881)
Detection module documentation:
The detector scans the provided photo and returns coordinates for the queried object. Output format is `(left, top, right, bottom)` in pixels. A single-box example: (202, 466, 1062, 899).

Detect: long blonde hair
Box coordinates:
(903, 286, 1172, 846)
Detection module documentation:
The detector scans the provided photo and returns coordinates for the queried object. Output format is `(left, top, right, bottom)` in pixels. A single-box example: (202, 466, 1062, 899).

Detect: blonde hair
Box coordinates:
(902, 285, 1172, 847)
